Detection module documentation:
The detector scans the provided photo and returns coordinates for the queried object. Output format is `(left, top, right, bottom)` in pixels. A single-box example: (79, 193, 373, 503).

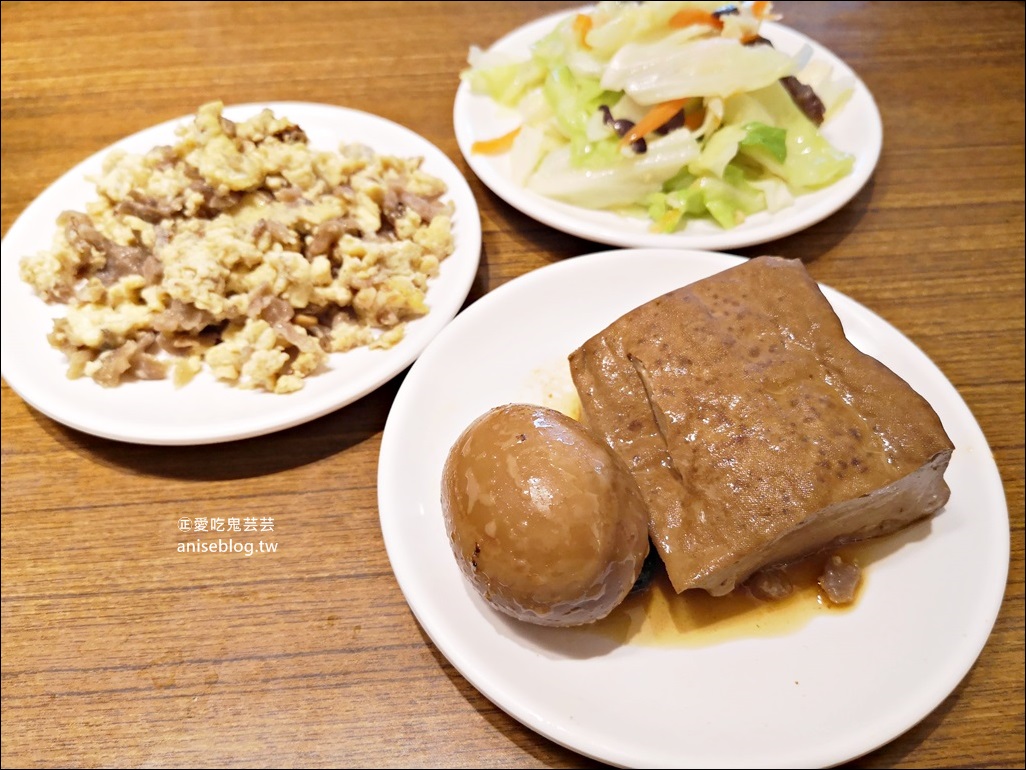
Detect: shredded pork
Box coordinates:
(19, 101, 456, 393)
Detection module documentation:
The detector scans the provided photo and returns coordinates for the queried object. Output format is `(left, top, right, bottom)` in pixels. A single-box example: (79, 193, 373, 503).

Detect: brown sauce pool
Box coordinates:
(590, 545, 871, 648)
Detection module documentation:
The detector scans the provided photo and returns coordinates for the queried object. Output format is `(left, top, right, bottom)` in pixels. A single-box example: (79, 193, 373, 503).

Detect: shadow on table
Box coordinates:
(34, 371, 406, 481)
(736, 175, 877, 265)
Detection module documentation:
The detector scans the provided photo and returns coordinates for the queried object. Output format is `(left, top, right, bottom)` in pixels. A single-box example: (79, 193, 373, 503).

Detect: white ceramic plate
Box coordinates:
(378, 249, 1009, 768)
(453, 10, 883, 250)
(0, 102, 481, 445)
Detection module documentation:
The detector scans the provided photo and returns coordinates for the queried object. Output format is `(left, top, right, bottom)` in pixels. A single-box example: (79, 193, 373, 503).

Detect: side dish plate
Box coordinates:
(454, 12, 882, 250)
(378, 249, 1008, 768)
(0, 102, 481, 445)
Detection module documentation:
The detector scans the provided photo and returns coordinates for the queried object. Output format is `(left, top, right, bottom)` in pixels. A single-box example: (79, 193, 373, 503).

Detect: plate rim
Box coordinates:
(377, 247, 1010, 768)
(452, 10, 884, 251)
(0, 101, 482, 445)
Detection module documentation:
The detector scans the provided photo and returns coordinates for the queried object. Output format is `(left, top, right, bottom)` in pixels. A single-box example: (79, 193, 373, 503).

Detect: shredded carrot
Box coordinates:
(668, 8, 723, 30)
(684, 106, 706, 131)
(573, 13, 593, 49)
(471, 126, 521, 155)
(621, 98, 689, 147)
(751, 1, 772, 19)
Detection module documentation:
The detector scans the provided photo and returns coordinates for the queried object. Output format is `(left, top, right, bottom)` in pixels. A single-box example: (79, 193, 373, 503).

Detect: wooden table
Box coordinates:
(2, 2, 1023, 767)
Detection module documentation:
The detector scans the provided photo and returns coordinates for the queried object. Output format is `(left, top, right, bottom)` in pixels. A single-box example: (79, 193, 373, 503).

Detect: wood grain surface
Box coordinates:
(2, 2, 1023, 767)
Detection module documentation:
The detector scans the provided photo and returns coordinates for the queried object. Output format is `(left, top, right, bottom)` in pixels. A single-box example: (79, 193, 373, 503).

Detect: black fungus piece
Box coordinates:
(780, 74, 826, 125)
(598, 106, 647, 153)
(611, 117, 635, 136)
(742, 36, 827, 125)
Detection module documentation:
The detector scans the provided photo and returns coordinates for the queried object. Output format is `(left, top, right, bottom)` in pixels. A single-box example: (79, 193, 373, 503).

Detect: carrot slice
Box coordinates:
(752, 1, 772, 19)
(668, 9, 723, 30)
(684, 106, 706, 131)
(471, 126, 521, 155)
(621, 98, 689, 147)
(573, 13, 593, 49)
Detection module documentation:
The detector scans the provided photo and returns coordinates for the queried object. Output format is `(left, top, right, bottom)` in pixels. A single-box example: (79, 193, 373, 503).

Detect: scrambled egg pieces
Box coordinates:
(19, 101, 456, 393)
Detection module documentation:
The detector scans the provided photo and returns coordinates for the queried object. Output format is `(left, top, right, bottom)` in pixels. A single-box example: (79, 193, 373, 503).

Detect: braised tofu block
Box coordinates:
(570, 256, 954, 596)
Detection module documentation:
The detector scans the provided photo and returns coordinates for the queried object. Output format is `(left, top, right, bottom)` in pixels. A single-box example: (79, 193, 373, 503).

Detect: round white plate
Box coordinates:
(377, 249, 1009, 768)
(0, 102, 482, 445)
(453, 11, 883, 251)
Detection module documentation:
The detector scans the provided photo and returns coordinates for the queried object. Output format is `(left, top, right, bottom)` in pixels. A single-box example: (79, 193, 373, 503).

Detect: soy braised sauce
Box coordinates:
(590, 546, 868, 648)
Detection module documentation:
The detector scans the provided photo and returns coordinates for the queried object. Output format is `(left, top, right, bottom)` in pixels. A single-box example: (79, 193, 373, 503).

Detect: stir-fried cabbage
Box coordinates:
(601, 33, 797, 103)
(463, 1, 856, 232)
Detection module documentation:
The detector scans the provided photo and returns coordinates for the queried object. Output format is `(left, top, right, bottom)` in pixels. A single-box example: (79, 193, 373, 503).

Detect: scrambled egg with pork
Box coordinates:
(19, 101, 456, 393)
